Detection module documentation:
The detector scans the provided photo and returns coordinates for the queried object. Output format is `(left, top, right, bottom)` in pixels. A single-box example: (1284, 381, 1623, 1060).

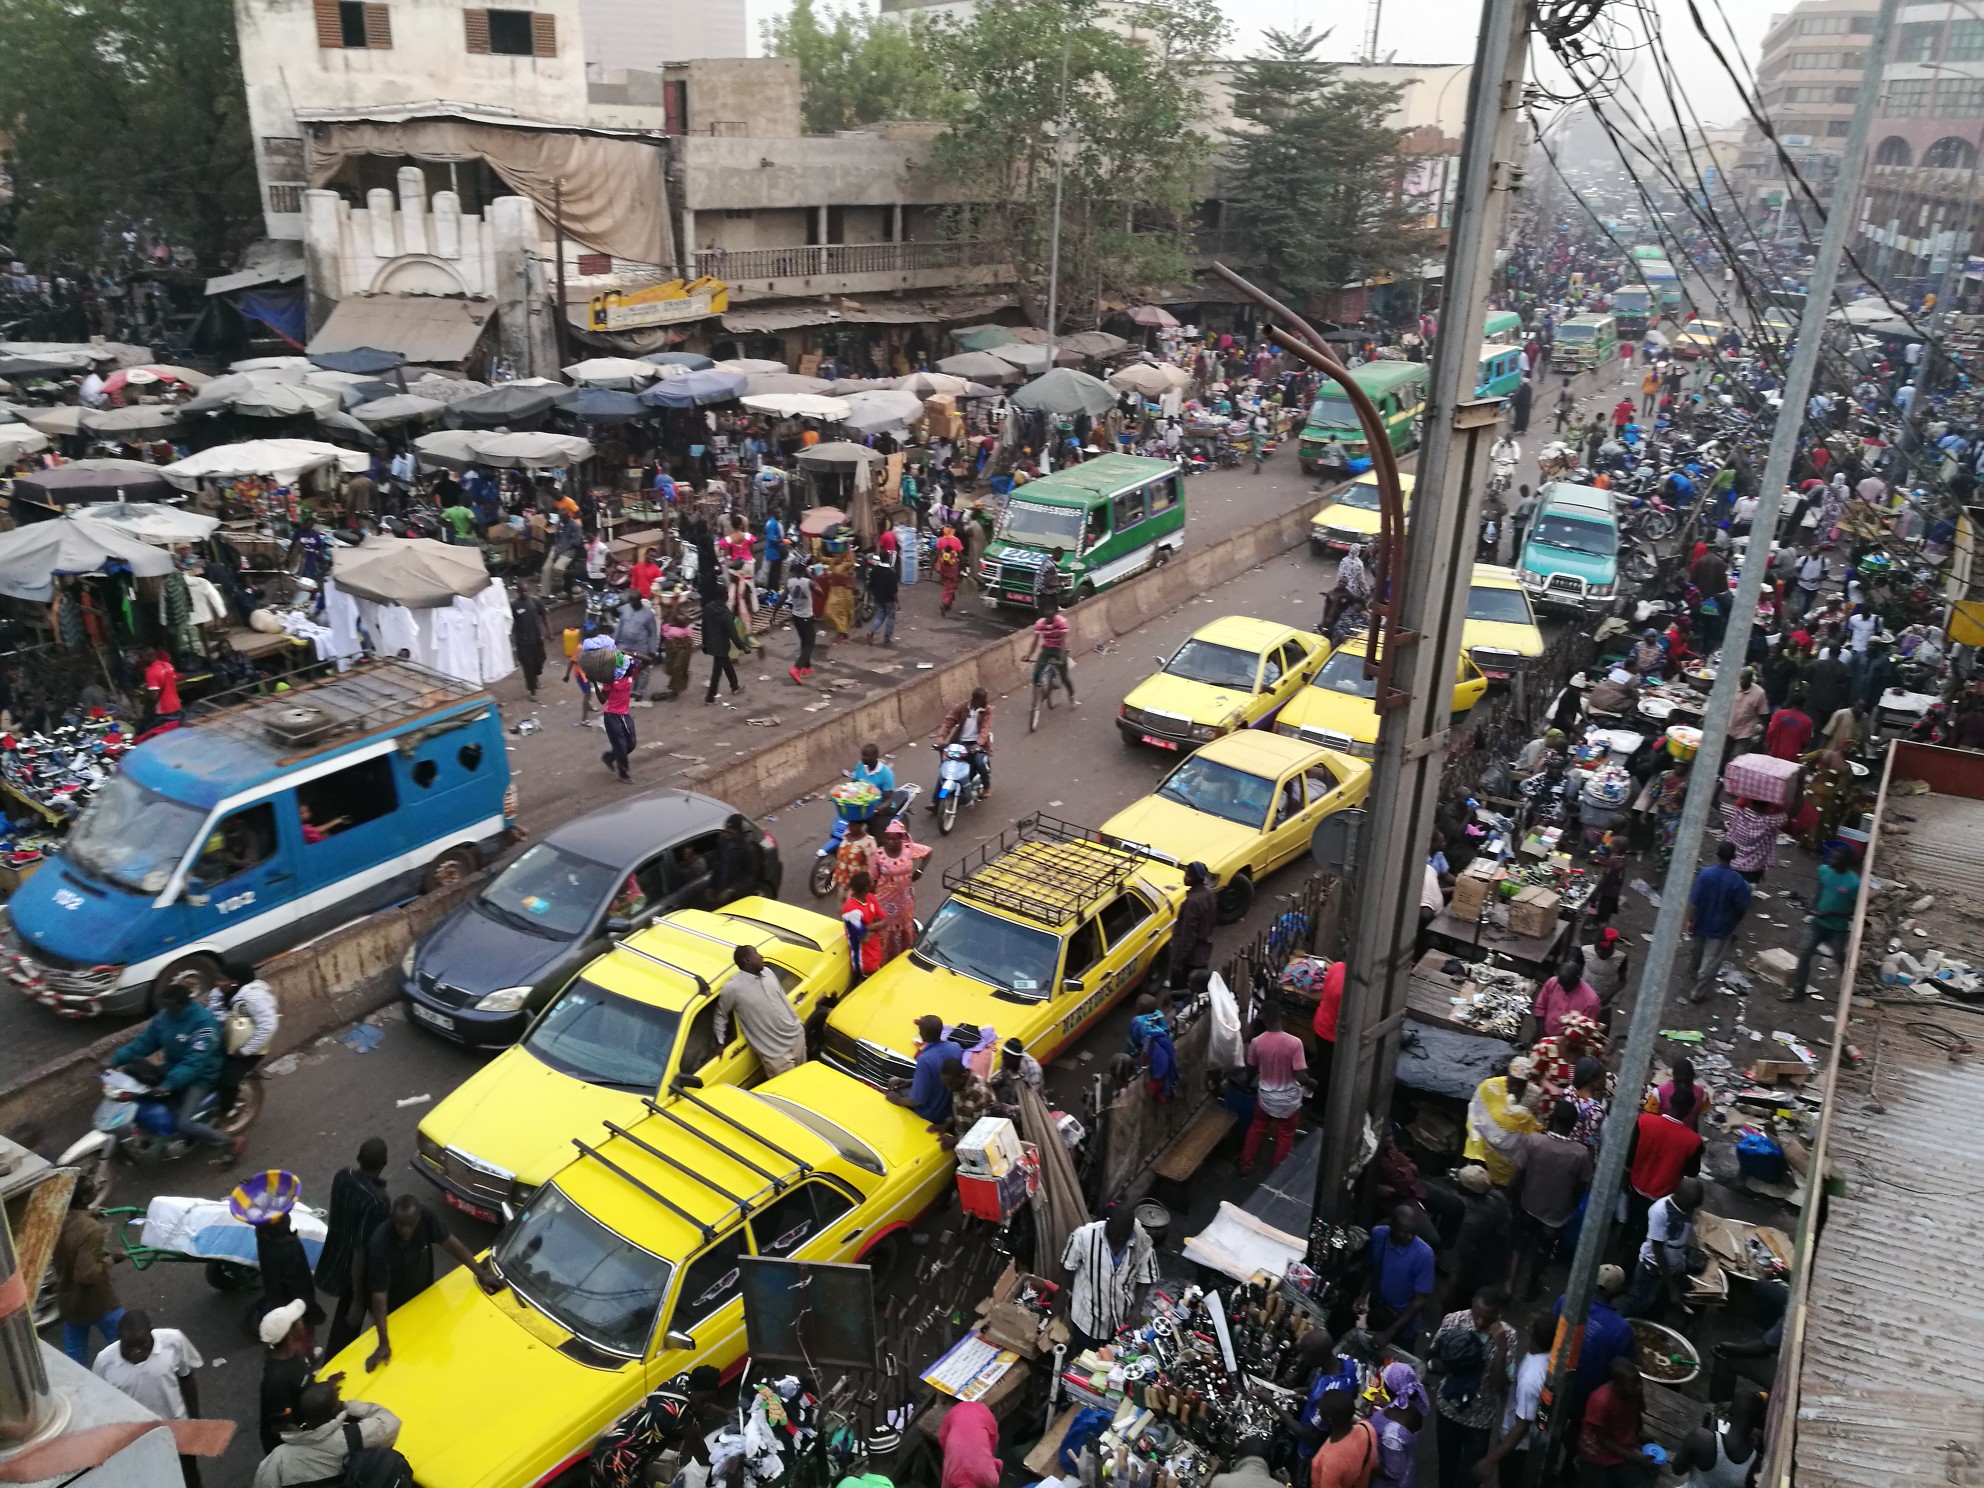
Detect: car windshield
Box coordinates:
(1335, 482, 1382, 511)
(1155, 756, 1274, 829)
(1308, 397, 1356, 428)
(1165, 639, 1260, 690)
(1557, 325, 1594, 341)
(493, 1186, 671, 1356)
(477, 843, 619, 939)
(997, 500, 1084, 550)
(1315, 649, 1380, 700)
(1466, 585, 1536, 625)
(1531, 513, 1617, 557)
(65, 778, 207, 895)
(916, 899, 1060, 999)
(524, 977, 682, 1091)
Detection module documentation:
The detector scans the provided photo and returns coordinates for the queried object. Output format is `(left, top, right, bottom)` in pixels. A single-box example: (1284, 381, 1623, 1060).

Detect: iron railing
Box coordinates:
(692, 239, 1003, 282)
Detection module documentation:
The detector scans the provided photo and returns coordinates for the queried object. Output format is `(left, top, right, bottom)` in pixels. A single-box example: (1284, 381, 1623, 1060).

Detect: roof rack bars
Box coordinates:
(600, 1119, 755, 1215)
(614, 943, 711, 994)
(665, 1081, 815, 1178)
(642, 1097, 791, 1192)
(570, 1136, 715, 1243)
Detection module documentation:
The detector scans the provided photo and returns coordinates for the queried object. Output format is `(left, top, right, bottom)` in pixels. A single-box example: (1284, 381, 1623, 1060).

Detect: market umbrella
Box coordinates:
(991, 343, 1083, 374)
(1125, 305, 1180, 328)
(444, 382, 563, 429)
(180, 371, 295, 413)
(102, 365, 209, 398)
(949, 325, 1019, 352)
(741, 393, 847, 420)
(309, 347, 405, 376)
(317, 408, 386, 447)
(83, 502, 223, 544)
(0, 357, 74, 381)
(231, 381, 342, 418)
(161, 438, 368, 491)
(230, 355, 311, 373)
(563, 357, 661, 388)
(714, 358, 788, 374)
(641, 369, 748, 408)
(332, 535, 491, 608)
(80, 405, 182, 439)
(1108, 362, 1190, 396)
(795, 441, 883, 469)
(554, 387, 648, 423)
(1060, 330, 1129, 359)
(407, 376, 490, 405)
(833, 389, 927, 436)
(645, 351, 715, 370)
(935, 351, 1022, 382)
(743, 372, 833, 396)
(352, 394, 446, 427)
(0, 513, 178, 601)
(13, 460, 175, 506)
(24, 406, 84, 438)
(0, 428, 52, 464)
(412, 429, 593, 470)
(893, 371, 974, 398)
(798, 505, 848, 536)
(825, 378, 894, 395)
(1011, 367, 1117, 418)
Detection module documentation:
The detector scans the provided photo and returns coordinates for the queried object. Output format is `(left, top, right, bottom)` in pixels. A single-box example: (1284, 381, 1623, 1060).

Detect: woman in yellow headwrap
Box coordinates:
(1463, 1055, 1541, 1185)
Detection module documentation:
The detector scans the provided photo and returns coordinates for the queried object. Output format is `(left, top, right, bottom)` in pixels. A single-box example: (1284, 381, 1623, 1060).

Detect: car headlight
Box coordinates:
(1189, 723, 1220, 741)
(402, 946, 417, 977)
(416, 1131, 445, 1168)
(1517, 568, 1542, 584)
(1590, 582, 1615, 597)
(475, 985, 534, 1013)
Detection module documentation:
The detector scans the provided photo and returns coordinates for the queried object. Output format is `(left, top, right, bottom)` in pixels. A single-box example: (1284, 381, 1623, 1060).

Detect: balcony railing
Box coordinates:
(692, 239, 1002, 282)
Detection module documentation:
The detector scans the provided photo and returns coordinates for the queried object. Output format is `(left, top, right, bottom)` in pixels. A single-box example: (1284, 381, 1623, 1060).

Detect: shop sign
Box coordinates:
(587, 276, 729, 331)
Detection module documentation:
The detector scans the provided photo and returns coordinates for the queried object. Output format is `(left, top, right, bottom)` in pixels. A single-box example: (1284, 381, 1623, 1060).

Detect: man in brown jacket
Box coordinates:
(54, 1189, 123, 1363)
(932, 689, 994, 799)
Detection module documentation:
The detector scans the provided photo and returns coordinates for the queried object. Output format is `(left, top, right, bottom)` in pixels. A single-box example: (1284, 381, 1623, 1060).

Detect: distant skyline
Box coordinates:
(742, 0, 1775, 129)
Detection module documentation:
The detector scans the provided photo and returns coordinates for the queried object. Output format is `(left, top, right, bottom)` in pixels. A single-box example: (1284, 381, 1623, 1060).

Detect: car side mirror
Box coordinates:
(1154, 656, 1167, 669)
(663, 1330, 695, 1352)
(1062, 977, 1083, 992)
(605, 917, 633, 937)
(671, 1073, 705, 1093)
(182, 887, 211, 907)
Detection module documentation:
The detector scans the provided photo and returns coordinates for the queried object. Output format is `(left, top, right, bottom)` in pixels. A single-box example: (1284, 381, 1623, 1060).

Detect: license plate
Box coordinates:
(1142, 734, 1180, 750)
(409, 1002, 455, 1032)
(442, 1191, 500, 1223)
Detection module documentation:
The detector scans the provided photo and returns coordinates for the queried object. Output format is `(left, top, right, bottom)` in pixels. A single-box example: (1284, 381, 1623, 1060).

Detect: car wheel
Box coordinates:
(152, 953, 222, 1012)
(424, 845, 479, 893)
(1216, 873, 1255, 924)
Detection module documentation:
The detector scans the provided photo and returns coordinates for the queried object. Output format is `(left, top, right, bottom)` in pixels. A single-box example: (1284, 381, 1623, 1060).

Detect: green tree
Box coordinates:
(927, 0, 1222, 328)
(763, 0, 949, 134)
(0, 0, 258, 272)
(1222, 27, 1438, 306)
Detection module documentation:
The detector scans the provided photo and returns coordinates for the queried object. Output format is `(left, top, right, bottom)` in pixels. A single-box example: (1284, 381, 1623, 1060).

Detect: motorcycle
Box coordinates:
(808, 781, 923, 897)
(59, 1068, 263, 1203)
(932, 743, 986, 836)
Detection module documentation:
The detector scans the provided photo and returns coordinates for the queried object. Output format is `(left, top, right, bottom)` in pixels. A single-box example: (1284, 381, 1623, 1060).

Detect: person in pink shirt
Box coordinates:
(1239, 1005, 1312, 1175)
(1525, 958, 1601, 1042)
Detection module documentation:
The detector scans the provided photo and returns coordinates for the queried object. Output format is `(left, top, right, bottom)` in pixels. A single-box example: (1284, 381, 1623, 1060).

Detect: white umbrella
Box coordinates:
(563, 357, 662, 388)
(25, 406, 84, 438)
(353, 394, 446, 427)
(80, 405, 181, 438)
(893, 371, 974, 397)
(0, 428, 51, 463)
(229, 355, 312, 373)
(935, 352, 1022, 382)
(744, 372, 834, 396)
(715, 358, 788, 374)
(84, 503, 223, 545)
(990, 343, 1056, 373)
(332, 535, 490, 607)
(408, 376, 491, 405)
(834, 389, 927, 436)
(741, 393, 848, 420)
(795, 441, 884, 468)
(412, 430, 593, 470)
(0, 514, 178, 600)
(161, 438, 368, 490)
(231, 382, 342, 418)
(1109, 362, 1191, 396)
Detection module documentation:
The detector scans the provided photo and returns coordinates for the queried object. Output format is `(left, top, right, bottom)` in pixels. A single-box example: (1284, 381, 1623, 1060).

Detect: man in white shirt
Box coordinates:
(1061, 1206, 1158, 1352)
(1625, 1177, 1701, 1319)
(94, 1310, 202, 1421)
(1478, 1313, 1557, 1478)
(79, 369, 107, 407)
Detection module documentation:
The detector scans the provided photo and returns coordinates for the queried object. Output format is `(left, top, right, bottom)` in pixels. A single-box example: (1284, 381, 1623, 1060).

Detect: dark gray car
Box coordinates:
(401, 790, 780, 1047)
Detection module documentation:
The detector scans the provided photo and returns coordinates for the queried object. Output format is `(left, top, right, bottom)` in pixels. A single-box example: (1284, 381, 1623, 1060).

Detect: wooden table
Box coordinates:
(1422, 909, 1572, 976)
(608, 527, 667, 562)
(1404, 949, 1526, 1035)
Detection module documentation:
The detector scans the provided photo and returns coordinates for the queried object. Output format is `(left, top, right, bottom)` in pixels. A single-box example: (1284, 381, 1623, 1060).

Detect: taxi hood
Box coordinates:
(419, 1047, 648, 1192)
(1121, 673, 1252, 728)
(1100, 796, 1258, 870)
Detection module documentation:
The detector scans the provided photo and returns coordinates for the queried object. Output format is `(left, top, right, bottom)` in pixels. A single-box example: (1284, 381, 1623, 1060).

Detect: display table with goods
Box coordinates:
(0, 713, 134, 839)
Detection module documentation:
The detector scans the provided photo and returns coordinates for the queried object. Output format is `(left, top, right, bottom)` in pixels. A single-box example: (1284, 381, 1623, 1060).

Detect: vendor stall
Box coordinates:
(324, 536, 514, 686)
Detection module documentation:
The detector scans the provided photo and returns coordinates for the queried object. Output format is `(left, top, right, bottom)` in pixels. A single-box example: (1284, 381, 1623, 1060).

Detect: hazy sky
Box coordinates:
(744, 0, 1776, 129)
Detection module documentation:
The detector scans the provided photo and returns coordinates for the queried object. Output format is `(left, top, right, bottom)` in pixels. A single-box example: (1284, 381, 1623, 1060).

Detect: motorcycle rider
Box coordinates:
(1489, 432, 1521, 492)
(108, 978, 244, 1166)
(851, 741, 895, 796)
(932, 687, 996, 799)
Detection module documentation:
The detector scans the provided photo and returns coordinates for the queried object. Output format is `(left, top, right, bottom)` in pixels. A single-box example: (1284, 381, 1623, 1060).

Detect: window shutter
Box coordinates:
(313, 0, 344, 47)
(363, 3, 392, 47)
(531, 11, 557, 56)
(464, 8, 490, 53)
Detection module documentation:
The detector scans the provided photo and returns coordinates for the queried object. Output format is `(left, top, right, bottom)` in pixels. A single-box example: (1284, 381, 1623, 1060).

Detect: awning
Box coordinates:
(308, 296, 497, 367)
(206, 256, 305, 297)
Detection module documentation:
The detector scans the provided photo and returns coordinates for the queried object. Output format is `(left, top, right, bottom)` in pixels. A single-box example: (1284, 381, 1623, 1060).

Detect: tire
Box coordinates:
(205, 1260, 257, 1292)
(423, 844, 479, 893)
(808, 855, 836, 899)
(1622, 548, 1659, 586)
(222, 1077, 264, 1134)
(1641, 509, 1677, 541)
(74, 1149, 116, 1210)
(938, 792, 960, 836)
(1073, 583, 1096, 607)
(1029, 687, 1045, 733)
(1215, 872, 1255, 924)
(152, 953, 222, 1012)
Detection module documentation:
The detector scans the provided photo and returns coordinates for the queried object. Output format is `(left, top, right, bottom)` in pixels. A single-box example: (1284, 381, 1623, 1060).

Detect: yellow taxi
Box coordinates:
(336, 1063, 952, 1488)
(1274, 634, 1488, 758)
(1116, 616, 1328, 751)
(1310, 470, 1415, 555)
(414, 898, 849, 1222)
(822, 817, 1186, 1083)
(1672, 320, 1723, 359)
(1099, 731, 1370, 922)
(1461, 563, 1546, 683)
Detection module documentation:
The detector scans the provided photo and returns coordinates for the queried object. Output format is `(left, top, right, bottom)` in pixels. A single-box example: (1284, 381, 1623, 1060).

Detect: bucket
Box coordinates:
(1134, 1197, 1171, 1248)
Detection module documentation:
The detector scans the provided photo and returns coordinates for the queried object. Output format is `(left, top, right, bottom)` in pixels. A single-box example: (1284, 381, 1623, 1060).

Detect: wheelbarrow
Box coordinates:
(106, 1194, 327, 1293)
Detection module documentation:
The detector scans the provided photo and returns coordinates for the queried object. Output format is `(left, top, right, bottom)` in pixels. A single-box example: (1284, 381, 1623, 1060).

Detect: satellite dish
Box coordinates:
(1311, 808, 1367, 875)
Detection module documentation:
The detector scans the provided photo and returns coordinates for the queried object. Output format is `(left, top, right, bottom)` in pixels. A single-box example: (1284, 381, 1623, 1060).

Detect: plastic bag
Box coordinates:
(1206, 970, 1245, 1070)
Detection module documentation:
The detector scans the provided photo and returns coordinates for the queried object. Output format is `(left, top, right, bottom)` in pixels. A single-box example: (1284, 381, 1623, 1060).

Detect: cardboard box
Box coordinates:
(956, 1116, 1023, 1177)
(1507, 885, 1561, 938)
(1747, 1059, 1810, 1087)
(1752, 947, 1800, 988)
(975, 1262, 1068, 1355)
(1451, 861, 1500, 920)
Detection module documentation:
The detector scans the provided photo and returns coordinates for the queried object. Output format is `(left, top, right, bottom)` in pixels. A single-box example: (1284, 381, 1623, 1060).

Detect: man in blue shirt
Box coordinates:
(1685, 840, 1751, 1003)
(1551, 1263, 1635, 1422)
(851, 742, 894, 795)
(761, 515, 787, 595)
(109, 977, 242, 1164)
(1366, 1204, 1436, 1348)
(1789, 845, 1861, 1002)
(887, 1014, 961, 1126)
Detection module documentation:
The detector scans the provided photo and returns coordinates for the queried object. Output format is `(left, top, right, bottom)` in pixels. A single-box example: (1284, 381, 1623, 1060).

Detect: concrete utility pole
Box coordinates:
(1313, 0, 1534, 1217)
(1531, 1, 1899, 1475)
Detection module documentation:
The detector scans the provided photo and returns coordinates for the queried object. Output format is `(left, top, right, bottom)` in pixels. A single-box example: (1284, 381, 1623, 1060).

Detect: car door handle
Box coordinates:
(266, 872, 292, 883)
(842, 1228, 864, 1243)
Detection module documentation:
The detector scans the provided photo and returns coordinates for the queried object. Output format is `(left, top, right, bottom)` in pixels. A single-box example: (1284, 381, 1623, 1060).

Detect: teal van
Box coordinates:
(1, 660, 515, 1016)
(1641, 260, 1682, 313)
(1518, 482, 1621, 613)
(1608, 286, 1653, 338)
(1475, 343, 1524, 399)
(1483, 310, 1523, 345)
(979, 454, 1184, 608)
(1298, 362, 1429, 476)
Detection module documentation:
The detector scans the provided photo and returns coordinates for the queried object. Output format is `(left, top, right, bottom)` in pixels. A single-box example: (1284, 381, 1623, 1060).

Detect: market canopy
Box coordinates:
(641, 369, 747, 408)
(990, 343, 1082, 373)
(80, 405, 182, 438)
(949, 325, 1019, 352)
(352, 394, 447, 427)
(0, 428, 52, 464)
(834, 389, 927, 436)
(104, 365, 209, 398)
(893, 371, 975, 397)
(444, 382, 562, 430)
(412, 430, 593, 470)
(83, 502, 223, 545)
(332, 535, 491, 608)
(1108, 362, 1190, 396)
(1011, 367, 1118, 417)
(743, 372, 833, 396)
(553, 387, 648, 423)
(231, 382, 343, 418)
(309, 347, 406, 376)
(562, 357, 661, 388)
(645, 351, 714, 370)
(0, 513, 179, 600)
(1125, 305, 1181, 327)
(161, 438, 369, 490)
(741, 393, 847, 420)
(12, 460, 176, 506)
(714, 358, 787, 374)
(0, 356, 78, 381)
(406, 375, 490, 405)
(24, 406, 83, 438)
(1059, 330, 1130, 359)
(935, 351, 1023, 382)
(795, 441, 883, 469)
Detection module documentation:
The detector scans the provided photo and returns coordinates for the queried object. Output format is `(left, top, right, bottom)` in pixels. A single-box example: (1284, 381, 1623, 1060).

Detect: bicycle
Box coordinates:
(1029, 652, 1069, 731)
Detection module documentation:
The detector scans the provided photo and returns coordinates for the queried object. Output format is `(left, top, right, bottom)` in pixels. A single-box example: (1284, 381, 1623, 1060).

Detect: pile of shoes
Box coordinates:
(0, 711, 134, 821)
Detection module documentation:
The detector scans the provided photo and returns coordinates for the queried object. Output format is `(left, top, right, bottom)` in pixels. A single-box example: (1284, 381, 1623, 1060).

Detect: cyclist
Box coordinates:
(1027, 599, 1077, 708)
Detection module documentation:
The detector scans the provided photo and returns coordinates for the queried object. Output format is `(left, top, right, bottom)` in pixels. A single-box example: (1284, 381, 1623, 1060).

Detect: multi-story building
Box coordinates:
(1735, 0, 1879, 217)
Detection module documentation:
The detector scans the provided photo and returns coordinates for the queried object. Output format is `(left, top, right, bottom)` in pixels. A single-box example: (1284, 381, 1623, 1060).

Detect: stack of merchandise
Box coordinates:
(0, 713, 134, 827)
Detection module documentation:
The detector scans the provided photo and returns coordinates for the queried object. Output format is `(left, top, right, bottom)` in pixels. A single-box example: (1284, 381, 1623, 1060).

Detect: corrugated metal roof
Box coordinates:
(1792, 790, 1984, 1487)
(308, 295, 496, 367)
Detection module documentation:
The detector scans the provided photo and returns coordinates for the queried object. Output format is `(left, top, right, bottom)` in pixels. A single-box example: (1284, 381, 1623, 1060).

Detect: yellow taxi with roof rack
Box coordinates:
(1116, 615, 1328, 752)
(414, 898, 849, 1222)
(1273, 634, 1488, 758)
(822, 815, 1186, 1085)
(335, 1063, 952, 1488)
(1310, 470, 1415, 555)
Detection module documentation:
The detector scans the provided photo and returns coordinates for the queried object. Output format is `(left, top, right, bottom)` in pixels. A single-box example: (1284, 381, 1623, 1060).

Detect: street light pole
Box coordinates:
(1041, 6, 1074, 473)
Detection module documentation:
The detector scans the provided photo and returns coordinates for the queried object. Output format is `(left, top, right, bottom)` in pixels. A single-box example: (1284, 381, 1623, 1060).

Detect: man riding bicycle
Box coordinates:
(1028, 600, 1077, 708)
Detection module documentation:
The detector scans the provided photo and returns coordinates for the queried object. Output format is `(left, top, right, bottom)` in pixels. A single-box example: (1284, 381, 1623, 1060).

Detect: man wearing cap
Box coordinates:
(1445, 1165, 1511, 1314)
(1549, 1264, 1635, 1430)
(258, 1299, 316, 1452)
(1172, 862, 1216, 990)
(991, 1036, 1043, 1106)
